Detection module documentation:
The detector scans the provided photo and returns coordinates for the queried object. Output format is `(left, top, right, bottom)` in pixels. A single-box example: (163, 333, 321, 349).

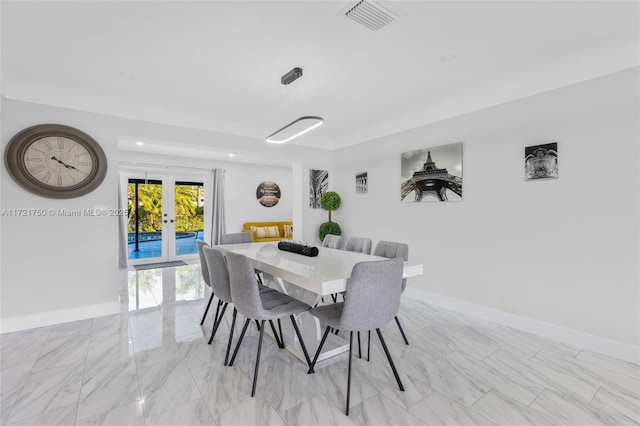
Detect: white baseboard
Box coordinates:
(404, 287, 640, 365)
(0, 301, 121, 334)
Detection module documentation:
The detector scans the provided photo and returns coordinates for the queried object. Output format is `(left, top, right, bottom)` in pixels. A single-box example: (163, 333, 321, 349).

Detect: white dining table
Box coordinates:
(217, 241, 423, 363)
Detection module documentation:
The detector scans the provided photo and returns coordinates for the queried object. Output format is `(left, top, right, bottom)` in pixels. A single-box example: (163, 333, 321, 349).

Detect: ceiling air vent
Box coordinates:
(343, 0, 398, 32)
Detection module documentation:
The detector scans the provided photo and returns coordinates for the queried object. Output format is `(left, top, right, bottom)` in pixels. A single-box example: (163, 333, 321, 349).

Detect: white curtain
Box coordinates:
(209, 168, 226, 245)
(118, 174, 128, 269)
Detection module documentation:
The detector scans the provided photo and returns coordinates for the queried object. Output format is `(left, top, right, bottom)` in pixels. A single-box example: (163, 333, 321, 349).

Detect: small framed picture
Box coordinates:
(309, 169, 328, 208)
(525, 142, 558, 180)
(356, 172, 368, 194)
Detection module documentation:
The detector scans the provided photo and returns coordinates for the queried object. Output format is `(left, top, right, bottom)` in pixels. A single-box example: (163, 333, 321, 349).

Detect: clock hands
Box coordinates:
(50, 156, 79, 171)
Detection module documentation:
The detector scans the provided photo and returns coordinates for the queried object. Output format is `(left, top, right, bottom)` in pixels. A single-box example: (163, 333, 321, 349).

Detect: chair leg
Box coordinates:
(289, 315, 312, 368)
(208, 302, 228, 344)
(346, 331, 353, 415)
(251, 320, 266, 397)
(331, 293, 337, 303)
(200, 293, 214, 325)
(213, 300, 223, 325)
(278, 319, 284, 347)
(224, 307, 238, 366)
(307, 326, 331, 374)
(367, 330, 371, 362)
(255, 320, 261, 331)
(269, 320, 284, 349)
(228, 318, 251, 366)
(395, 316, 409, 345)
(376, 328, 404, 392)
(357, 331, 362, 359)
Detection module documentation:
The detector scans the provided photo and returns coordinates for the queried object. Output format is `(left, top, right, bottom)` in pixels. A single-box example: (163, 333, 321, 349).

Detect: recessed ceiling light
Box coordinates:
(119, 72, 135, 80)
(136, 141, 144, 146)
(440, 53, 459, 63)
(228, 153, 235, 157)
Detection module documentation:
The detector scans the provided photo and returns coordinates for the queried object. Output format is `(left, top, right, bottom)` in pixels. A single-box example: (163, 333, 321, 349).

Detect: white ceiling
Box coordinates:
(2, 1, 638, 151)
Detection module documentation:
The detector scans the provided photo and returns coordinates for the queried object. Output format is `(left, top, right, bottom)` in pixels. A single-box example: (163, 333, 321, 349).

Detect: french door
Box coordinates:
(125, 174, 206, 264)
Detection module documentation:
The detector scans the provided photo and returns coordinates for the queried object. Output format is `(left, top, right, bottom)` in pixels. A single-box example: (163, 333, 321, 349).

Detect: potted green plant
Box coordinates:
(319, 191, 342, 241)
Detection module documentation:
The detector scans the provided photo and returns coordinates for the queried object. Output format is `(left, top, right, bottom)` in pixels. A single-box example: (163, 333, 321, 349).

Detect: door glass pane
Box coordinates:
(174, 182, 204, 256)
(128, 179, 163, 260)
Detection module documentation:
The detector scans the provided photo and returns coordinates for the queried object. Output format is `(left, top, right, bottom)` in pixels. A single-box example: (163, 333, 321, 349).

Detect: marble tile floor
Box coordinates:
(1, 264, 639, 426)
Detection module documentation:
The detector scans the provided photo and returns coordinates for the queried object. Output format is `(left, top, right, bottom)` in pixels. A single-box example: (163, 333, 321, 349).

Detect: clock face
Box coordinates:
(23, 136, 94, 188)
(5, 124, 107, 198)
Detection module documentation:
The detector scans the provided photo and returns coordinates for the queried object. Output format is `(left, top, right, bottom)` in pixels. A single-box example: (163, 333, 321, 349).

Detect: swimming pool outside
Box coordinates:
(128, 232, 204, 260)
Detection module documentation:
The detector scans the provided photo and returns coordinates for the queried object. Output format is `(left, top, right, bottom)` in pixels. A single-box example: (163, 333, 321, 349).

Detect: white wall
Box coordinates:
(1, 102, 121, 325)
(1, 99, 332, 329)
(332, 68, 640, 350)
(224, 161, 294, 232)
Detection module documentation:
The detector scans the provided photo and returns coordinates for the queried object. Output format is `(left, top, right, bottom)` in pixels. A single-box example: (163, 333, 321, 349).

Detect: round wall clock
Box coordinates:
(4, 124, 107, 199)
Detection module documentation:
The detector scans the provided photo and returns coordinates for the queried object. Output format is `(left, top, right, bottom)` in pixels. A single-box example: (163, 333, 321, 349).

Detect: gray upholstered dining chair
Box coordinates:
(225, 251, 313, 397)
(196, 240, 216, 326)
(220, 232, 253, 244)
(343, 236, 372, 255)
(221, 231, 265, 284)
(202, 247, 238, 364)
(322, 234, 343, 249)
(373, 240, 410, 345)
(329, 236, 373, 304)
(306, 257, 405, 415)
(204, 247, 277, 350)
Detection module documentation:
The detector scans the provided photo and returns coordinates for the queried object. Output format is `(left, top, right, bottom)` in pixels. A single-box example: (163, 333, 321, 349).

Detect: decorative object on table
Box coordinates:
(277, 240, 319, 257)
(525, 142, 558, 180)
(401, 142, 463, 202)
(256, 181, 281, 207)
(356, 172, 368, 194)
(4, 123, 107, 198)
(319, 191, 342, 241)
(309, 169, 328, 208)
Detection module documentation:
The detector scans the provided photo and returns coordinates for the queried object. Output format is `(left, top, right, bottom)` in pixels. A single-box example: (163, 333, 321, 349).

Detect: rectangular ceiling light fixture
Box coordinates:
(265, 116, 324, 144)
(343, 0, 398, 32)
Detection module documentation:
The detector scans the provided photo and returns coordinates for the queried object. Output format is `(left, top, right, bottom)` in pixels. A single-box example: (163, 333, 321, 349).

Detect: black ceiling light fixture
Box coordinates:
(281, 67, 303, 85)
(266, 67, 324, 144)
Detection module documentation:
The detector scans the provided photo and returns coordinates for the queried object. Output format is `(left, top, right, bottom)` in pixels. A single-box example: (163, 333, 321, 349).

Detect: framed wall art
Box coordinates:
(309, 169, 328, 208)
(256, 181, 281, 207)
(356, 172, 368, 194)
(401, 142, 463, 202)
(525, 142, 558, 180)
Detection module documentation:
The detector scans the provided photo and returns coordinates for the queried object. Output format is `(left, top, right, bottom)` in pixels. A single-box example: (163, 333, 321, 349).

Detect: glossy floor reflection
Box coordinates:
(1, 263, 639, 425)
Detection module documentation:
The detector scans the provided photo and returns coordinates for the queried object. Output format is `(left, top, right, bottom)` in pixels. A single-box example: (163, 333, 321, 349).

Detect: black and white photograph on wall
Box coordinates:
(401, 142, 463, 202)
(256, 181, 281, 207)
(525, 142, 558, 180)
(309, 169, 328, 208)
(356, 172, 368, 194)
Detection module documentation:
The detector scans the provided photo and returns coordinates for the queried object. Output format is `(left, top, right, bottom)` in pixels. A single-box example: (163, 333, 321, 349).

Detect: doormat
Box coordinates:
(134, 261, 188, 270)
